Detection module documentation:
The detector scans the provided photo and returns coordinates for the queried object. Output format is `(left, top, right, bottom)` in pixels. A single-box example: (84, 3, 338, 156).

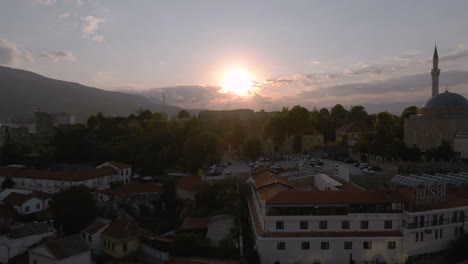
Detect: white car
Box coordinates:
(359, 163, 369, 169)
(362, 168, 375, 174)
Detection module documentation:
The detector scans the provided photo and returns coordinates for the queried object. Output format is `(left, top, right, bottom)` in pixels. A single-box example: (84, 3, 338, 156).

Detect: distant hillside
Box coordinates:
(0, 66, 181, 122)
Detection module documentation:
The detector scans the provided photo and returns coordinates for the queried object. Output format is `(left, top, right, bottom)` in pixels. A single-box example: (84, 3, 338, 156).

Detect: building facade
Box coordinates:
(247, 172, 468, 264)
(404, 46, 468, 154)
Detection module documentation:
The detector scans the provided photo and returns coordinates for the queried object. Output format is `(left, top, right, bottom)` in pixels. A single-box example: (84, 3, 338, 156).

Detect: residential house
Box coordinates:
(101, 213, 139, 259)
(178, 215, 235, 245)
(335, 120, 375, 146)
(176, 176, 201, 201)
(81, 218, 111, 255)
(0, 221, 55, 263)
(29, 234, 92, 264)
(0, 161, 131, 194)
(97, 182, 163, 204)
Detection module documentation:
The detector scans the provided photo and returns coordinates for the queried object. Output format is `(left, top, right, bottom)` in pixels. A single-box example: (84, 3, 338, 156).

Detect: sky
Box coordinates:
(1, 0, 468, 112)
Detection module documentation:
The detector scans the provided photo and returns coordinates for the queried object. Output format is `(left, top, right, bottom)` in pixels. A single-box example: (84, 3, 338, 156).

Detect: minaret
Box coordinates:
(431, 45, 440, 97)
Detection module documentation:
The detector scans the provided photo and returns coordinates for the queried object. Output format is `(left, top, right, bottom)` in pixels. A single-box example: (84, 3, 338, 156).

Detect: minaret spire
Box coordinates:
(431, 44, 440, 97)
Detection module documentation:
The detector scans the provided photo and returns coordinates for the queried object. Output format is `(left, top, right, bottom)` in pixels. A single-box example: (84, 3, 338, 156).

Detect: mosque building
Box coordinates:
(404, 46, 468, 158)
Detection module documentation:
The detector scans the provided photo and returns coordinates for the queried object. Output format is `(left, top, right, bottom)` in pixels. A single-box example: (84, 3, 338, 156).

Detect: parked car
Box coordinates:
(354, 162, 360, 167)
(363, 168, 375, 174)
(359, 163, 369, 169)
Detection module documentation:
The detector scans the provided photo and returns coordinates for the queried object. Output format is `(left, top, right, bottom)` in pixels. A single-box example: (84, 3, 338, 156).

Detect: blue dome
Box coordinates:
(424, 90, 468, 108)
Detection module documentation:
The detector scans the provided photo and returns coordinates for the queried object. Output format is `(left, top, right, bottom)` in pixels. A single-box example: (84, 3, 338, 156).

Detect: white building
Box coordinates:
(29, 234, 92, 264)
(0, 222, 55, 263)
(0, 161, 132, 194)
(247, 171, 468, 264)
(80, 218, 110, 255)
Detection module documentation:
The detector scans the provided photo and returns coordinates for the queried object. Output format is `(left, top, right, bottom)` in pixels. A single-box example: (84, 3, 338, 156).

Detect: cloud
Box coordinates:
(35, 0, 56, 5)
(0, 39, 34, 66)
(311, 61, 321, 65)
(92, 71, 112, 83)
(76, 0, 84, 8)
(80, 16, 104, 42)
(440, 45, 468, 63)
(58, 13, 71, 20)
(39, 50, 76, 62)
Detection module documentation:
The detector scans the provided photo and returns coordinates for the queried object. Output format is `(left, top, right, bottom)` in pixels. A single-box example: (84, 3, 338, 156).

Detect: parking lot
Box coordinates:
(321, 159, 395, 190)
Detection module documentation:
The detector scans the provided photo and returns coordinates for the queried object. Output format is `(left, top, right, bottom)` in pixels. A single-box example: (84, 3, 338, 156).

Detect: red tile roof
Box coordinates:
(176, 176, 201, 192)
(108, 161, 131, 169)
(12, 166, 117, 181)
(99, 182, 163, 199)
(0, 167, 23, 177)
(102, 213, 139, 239)
(3, 192, 33, 206)
(257, 184, 293, 201)
(251, 171, 294, 190)
(179, 217, 210, 231)
(83, 222, 107, 235)
(266, 190, 400, 205)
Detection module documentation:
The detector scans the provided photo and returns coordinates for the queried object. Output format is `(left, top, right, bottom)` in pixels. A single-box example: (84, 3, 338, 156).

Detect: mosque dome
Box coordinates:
(424, 90, 468, 108)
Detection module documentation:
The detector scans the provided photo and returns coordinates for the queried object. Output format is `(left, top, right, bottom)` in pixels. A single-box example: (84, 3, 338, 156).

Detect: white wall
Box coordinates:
(0, 229, 54, 263)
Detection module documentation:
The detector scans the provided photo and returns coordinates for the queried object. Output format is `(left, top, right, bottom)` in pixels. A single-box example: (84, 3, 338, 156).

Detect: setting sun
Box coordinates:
(221, 70, 254, 96)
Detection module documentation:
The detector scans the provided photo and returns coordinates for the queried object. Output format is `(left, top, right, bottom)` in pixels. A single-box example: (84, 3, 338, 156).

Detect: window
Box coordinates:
(276, 221, 284, 230)
(435, 229, 439, 239)
(388, 241, 396, 249)
(344, 241, 352, 250)
(455, 226, 459, 236)
(36, 203, 40, 209)
(439, 214, 443, 225)
(319, 221, 328, 230)
(300, 221, 308, 230)
(25, 206, 30, 212)
(420, 231, 424, 242)
(301, 242, 310, 250)
(360, 221, 369, 229)
(384, 220, 392, 229)
(88, 235, 92, 242)
(123, 242, 127, 252)
(112, 243, 115, 251)
(363, 241, 372, 250)
(342, 221, 350, 229)
(432, 214, 438, 226)
(320, 242, 329, 250)
(452, 212, 458, 223)
(460, 226, 464, 235)
(277, 242, 285, 250)
(82, 232, 86, 239)
(440, 229, 443, 238)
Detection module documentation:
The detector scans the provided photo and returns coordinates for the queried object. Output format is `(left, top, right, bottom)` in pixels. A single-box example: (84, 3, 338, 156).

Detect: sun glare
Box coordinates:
(222, 70, 253, 96)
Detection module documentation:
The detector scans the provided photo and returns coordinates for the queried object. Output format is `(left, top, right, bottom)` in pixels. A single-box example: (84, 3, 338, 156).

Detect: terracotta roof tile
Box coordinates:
(251, 171, 294, 189)
(99, 182, 162, 200)
(3, 192, 32, 206)
(257, 184, 293, 201)
(45, 234, 89, 260)
(176, 176, 201, 192)
(266, 190, 397, 205)
(0, 167, 23, 177)
(83, 222, 107, 235)
(13, 166, 117, 181)
(108, 161, 131, 169)
(138, 227, 171, 242)
(102, 213, 138, 239)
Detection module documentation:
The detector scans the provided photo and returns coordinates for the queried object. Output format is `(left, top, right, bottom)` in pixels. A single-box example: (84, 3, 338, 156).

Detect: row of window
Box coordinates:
(415, 227, 465, 242)
(276, 220, 393, 230)
(103, 239, 128, 252)
(277, 241, 396, 250)
(81, 232, 92, 242)
(23, 203, 41, 213)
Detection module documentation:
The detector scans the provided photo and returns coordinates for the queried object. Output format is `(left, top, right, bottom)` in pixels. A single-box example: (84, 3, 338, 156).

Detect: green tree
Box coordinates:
(400, 106, 418, 119)
(243, 137, 263, 160)
(183, 132, 220, 173)
(349, 105, 369, 121)
(178, 110, 191, 119)
(51, 185, 97, 234)
(1, 177, 15, 189)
